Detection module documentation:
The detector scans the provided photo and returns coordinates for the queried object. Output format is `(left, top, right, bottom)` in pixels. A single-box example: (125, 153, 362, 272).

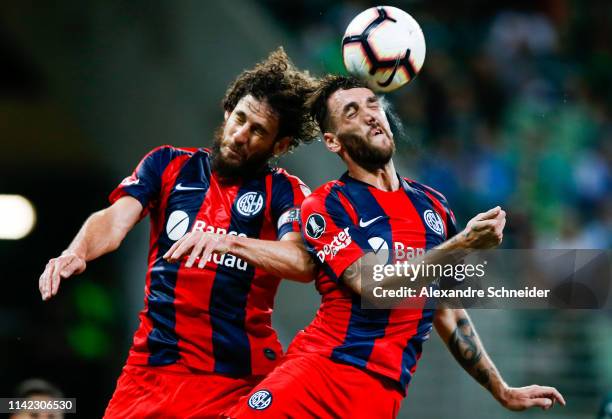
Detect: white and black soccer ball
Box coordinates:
(342, 6, 426, 93)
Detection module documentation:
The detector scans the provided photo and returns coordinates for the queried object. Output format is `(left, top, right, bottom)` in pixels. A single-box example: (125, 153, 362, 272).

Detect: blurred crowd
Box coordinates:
(263, 0, 611, 249)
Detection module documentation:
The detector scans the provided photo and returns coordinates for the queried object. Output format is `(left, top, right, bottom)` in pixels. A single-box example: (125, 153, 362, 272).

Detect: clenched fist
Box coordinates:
(461, 206, 506, 249)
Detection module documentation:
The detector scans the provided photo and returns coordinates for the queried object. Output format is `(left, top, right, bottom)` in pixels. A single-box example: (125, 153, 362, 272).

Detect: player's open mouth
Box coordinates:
(370, 127, 385, 137)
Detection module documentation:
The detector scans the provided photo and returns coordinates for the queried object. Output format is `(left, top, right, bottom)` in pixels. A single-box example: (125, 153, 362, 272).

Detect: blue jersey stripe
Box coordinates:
(400, 178, 443, 250)
(271, 173, 296, 239)
(397, 178, 440, 388)
(328, 180, 392, 366)
(147, 149, 210, 366)
(270, 172, 295, 220)
(210, 176, 266, 376)
(118, 146, 188, 209)
(398, 308, 435, 388)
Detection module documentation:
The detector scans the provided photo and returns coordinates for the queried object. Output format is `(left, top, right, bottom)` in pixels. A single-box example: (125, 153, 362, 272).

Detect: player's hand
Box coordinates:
(497, 384, 566, 411)
(39, 253, 86, 301)
(460, 206, 506, 249)
(163, 231, 233, 268)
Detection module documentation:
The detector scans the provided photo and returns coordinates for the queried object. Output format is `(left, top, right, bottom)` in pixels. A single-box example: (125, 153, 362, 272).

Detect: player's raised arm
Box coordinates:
(341, 206, 506, 298)
(39, 196, 142, 300)
(433, 308, 566, 411)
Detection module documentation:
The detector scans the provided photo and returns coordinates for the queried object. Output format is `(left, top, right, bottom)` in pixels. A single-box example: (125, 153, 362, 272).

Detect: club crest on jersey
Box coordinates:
(235, 192, 264, 217)
(248, 390, 272, 410)
(305, 213, 326, 239)
(423, 209, 445, 236)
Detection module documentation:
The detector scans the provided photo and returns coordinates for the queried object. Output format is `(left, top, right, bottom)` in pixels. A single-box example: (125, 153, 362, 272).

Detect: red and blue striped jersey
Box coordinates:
(109, 145, 309, 377)
(289, 172, 457, 391)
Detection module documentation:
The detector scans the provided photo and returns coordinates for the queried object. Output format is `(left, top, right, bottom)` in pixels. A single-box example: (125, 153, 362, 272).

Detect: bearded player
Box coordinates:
(38, 48, 319, 418)
(223, 75, 565, 417)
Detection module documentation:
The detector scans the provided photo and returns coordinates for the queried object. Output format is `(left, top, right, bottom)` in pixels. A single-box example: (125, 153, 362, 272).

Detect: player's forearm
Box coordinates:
(344, 215, 505, 298)
(372, 223, 498, 295)
(435, 309, 508, 401)
(65, 209, 129, 261)
(356, 236, 471, 298)
(343, 207, 506, 298)
(384, 212, 508, 288)
(227, 236, 315, 282)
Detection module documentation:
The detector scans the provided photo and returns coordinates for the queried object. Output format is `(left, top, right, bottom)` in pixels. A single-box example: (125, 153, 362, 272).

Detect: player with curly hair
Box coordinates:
(38, 47, 318, 418)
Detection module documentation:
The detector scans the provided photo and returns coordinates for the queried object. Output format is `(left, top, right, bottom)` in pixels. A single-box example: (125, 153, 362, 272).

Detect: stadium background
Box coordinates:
(0, 0, 610, 417)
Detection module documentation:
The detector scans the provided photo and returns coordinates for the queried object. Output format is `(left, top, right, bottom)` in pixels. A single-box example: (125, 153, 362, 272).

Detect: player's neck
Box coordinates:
(347, 160, 399, 191)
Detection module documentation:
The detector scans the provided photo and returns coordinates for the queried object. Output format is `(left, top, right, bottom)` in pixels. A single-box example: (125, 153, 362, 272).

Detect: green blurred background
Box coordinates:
(0, 1, 610, 417)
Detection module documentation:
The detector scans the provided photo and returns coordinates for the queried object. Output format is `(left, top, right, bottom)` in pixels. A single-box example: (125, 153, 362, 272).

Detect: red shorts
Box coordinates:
(223, 353, 404, 418)
(104, 365, 262, 418)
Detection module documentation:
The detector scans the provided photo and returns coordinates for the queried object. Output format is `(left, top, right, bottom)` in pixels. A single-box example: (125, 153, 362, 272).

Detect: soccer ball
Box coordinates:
(342, 6, 426, 93)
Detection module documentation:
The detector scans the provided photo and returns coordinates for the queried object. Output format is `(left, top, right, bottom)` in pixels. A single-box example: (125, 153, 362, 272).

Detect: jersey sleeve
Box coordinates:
(108, 145, 175, 215)
(437, 198, 458, 240)
(420, 182, 459, 239)
(446, 208, 459, 238)
(300, 190, 372, 283)
(420, 185, 464, 291)
(270, 170, 311, 240)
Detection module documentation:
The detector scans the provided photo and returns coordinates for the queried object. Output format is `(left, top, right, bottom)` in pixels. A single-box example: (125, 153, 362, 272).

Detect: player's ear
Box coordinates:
(224, 111, 230, 121)
(323, 133, 341, 153)
(273, 136, 292, 157)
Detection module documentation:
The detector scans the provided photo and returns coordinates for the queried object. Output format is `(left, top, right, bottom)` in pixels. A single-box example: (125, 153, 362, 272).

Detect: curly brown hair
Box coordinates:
(222, 47, 319, 149)
(306, 74, 367, 133)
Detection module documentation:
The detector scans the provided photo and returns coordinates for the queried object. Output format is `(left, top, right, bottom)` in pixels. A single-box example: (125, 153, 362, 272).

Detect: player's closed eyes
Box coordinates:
(251, 124, 267, 137)
(345, 99, 378, 120)
(235, 112, 246, 124)
(367, 97, 381, 112)
(234, 113, 267, 137)
(345, 106, 358, 119)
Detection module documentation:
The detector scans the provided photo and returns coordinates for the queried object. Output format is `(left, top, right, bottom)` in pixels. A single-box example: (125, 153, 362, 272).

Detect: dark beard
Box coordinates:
(211, 123, 273, 181)
(338, 132, 394, 172)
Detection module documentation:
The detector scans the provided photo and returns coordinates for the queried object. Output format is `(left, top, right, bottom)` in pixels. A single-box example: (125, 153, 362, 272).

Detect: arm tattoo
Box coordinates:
(449, 317, 492, 390)
(475, 366, 493, 391)
(449, 318, 482, 367)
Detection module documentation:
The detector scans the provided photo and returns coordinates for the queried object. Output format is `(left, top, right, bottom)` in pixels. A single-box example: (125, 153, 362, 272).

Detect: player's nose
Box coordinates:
(363, 111, 378, 127)
(233, 124, 250, 145)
